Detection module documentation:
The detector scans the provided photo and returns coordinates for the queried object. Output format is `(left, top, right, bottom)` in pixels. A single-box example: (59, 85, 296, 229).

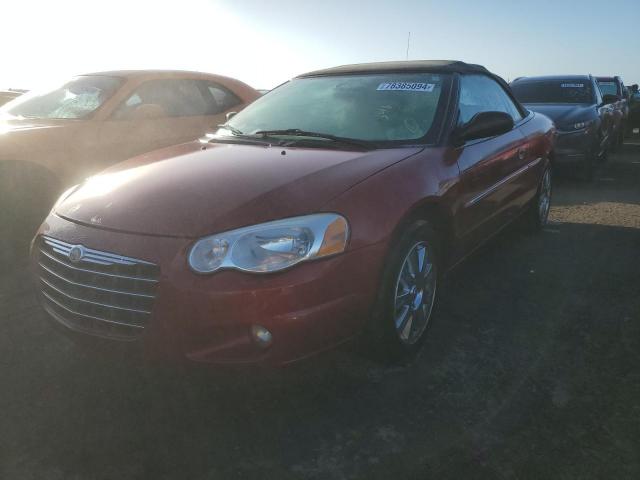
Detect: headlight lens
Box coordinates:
(569, 120, 593, 131)
(188, 213, 349, 274)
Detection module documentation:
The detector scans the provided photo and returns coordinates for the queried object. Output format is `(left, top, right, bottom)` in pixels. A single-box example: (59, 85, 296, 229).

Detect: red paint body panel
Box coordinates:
(34, 214, 387, 365)
(56, 142, 422, 238)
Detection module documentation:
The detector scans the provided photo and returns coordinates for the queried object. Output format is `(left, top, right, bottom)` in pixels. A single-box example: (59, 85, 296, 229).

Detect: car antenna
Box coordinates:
(406, 31, 411, 61)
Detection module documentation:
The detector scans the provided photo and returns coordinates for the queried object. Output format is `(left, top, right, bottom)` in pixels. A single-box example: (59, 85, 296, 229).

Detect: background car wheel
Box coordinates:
(583, 153, 595, 181)
(617, 127, 625, 148)
(0, 162, 60, 268)
(609, 131, 619, 153)
(366, 220, 440, 364)
(523, 166, 552, 232)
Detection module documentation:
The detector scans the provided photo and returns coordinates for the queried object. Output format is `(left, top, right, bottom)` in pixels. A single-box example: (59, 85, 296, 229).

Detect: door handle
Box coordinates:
(517, 147, 528, 161)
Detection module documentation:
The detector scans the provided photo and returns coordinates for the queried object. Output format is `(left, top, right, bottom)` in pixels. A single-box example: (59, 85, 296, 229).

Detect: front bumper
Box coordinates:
(31, 214, 387, 366)
(554, 129, 596, 163)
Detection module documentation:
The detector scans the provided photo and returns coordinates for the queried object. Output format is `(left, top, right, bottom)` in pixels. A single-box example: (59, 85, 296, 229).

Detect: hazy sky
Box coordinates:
(2, 0, 638, 91)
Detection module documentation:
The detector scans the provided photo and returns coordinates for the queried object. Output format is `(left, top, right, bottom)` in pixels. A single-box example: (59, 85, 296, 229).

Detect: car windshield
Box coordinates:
(511, 80, 594, 104)
(1, 75, 121, 119)
(220, 73, 450, 144)
(597, 80, 618, 97)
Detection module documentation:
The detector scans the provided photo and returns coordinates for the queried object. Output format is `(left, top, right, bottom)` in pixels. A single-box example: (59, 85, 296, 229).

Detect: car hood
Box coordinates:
(0, 117, 74, 159)
(523, 103, 596, 128)
(56, 141, 422, 238)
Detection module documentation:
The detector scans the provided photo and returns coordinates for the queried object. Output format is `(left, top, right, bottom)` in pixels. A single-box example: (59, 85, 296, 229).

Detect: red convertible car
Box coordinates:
(31, 61, 555, 366)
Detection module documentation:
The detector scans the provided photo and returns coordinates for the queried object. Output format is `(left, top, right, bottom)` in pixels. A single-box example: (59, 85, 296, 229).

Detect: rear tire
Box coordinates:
(366, 220, 440, 364)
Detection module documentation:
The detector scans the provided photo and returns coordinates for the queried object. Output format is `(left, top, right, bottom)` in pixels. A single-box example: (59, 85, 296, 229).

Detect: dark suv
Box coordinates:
(596, 76, 629, 148)
(511, 75, 613, 180)
(628, 84, 640, 133)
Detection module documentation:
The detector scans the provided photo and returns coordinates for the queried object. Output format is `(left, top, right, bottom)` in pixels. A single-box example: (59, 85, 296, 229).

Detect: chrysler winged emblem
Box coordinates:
(68, 245, 85, 263)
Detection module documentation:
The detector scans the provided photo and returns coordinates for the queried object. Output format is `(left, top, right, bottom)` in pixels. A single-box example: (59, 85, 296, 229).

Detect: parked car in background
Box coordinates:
(628, 84, 640, 132)
(0, 88, 27, 107)
(0, 70, 260, 261)
(596, 76, 629, 147)
(511, 75, 613, 180)
(31, 60, 555, 366)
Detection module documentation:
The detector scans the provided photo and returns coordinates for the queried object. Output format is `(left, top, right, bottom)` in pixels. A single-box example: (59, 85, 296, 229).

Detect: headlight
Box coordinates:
(188, 213, 349, 274)
(569, 120, 593, 131)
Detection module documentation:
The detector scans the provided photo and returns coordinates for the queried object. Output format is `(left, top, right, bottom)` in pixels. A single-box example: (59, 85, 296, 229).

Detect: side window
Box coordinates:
(458, 74, 523, 126)
(593, 80, 603, 105)
(203, 82, 242, 114)
(113, 79, 210, 119)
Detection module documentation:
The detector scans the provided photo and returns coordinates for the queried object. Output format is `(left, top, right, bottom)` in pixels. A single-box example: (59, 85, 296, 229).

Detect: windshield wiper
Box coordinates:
(216, 124, 245, 136)
(253, 129, 372, 149)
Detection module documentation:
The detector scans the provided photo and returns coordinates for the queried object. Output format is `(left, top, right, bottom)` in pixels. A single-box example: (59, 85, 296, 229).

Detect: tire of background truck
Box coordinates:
(0, 162, 60, 267)
(600, 144, 609, 163)
(582, 152, 595, 181)
(365, 219, 440, 365)
(523, 166, 552, 232)
(617, 125, 625, 147)
(609, 129, 618, 153)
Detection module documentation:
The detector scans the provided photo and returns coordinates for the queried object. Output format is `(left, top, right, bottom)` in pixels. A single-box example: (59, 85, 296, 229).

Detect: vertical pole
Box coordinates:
(406, 31, 411, 60)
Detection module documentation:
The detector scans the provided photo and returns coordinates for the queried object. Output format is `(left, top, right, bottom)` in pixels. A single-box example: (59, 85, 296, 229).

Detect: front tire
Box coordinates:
(0, 163, 60, 267)
(609, 130, 619, 153)
(583, 152, 595, 181)
(523, 166, 552, 232)
(617, 125, 625, 148)
(367, 220, 440, 364)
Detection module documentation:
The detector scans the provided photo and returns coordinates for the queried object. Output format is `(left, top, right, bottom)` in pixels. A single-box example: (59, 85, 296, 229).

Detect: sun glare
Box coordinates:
(0, 0, 307, 91)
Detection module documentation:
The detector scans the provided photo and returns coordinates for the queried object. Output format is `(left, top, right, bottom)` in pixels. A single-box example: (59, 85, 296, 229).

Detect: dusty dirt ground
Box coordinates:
(1, 143, 639, 479)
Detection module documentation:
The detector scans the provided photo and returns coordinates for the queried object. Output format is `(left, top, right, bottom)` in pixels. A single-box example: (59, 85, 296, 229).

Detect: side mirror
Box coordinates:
(226, 111, 238, 121)
(454, 111, 514, 143)
(602, 94, 619, 105)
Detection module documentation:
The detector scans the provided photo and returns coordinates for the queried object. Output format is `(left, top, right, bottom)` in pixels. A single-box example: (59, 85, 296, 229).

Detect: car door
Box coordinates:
(94, 79, 228, 171)
(454, 74, 530, 252)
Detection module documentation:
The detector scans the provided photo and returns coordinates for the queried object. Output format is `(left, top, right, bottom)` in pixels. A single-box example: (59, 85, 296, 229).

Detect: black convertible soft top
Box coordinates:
(298, 60, 492, 78)
(298, 60, 524, 117)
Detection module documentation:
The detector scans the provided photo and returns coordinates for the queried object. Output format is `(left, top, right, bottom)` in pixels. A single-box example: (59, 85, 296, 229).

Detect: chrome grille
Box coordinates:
(36, 236, 160, 340)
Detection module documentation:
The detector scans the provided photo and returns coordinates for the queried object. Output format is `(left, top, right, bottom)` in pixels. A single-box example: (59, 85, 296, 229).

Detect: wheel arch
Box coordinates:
(387, 198, 455, 271)
(0, 159, 63, 215)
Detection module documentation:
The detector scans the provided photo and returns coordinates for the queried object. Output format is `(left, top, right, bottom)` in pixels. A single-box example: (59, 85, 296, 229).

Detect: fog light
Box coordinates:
(250, 325, 273, 348)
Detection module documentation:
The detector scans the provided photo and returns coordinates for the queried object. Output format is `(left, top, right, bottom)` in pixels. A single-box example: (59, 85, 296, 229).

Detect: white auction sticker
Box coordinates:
(377, 82, 435, 92)
(561, 83, 584, 88)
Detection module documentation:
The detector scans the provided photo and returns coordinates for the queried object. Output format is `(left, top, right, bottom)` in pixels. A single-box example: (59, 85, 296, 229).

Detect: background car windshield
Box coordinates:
(225, 73, 449, 142)
(511, 80, 594, 104)
(3, 76, 121, 119)
(597, 81, 618, 97)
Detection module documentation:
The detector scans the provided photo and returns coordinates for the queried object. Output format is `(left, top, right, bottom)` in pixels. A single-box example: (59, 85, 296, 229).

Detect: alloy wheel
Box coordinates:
(538, 169, 552, 224)
(393, 241, 437, 345)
